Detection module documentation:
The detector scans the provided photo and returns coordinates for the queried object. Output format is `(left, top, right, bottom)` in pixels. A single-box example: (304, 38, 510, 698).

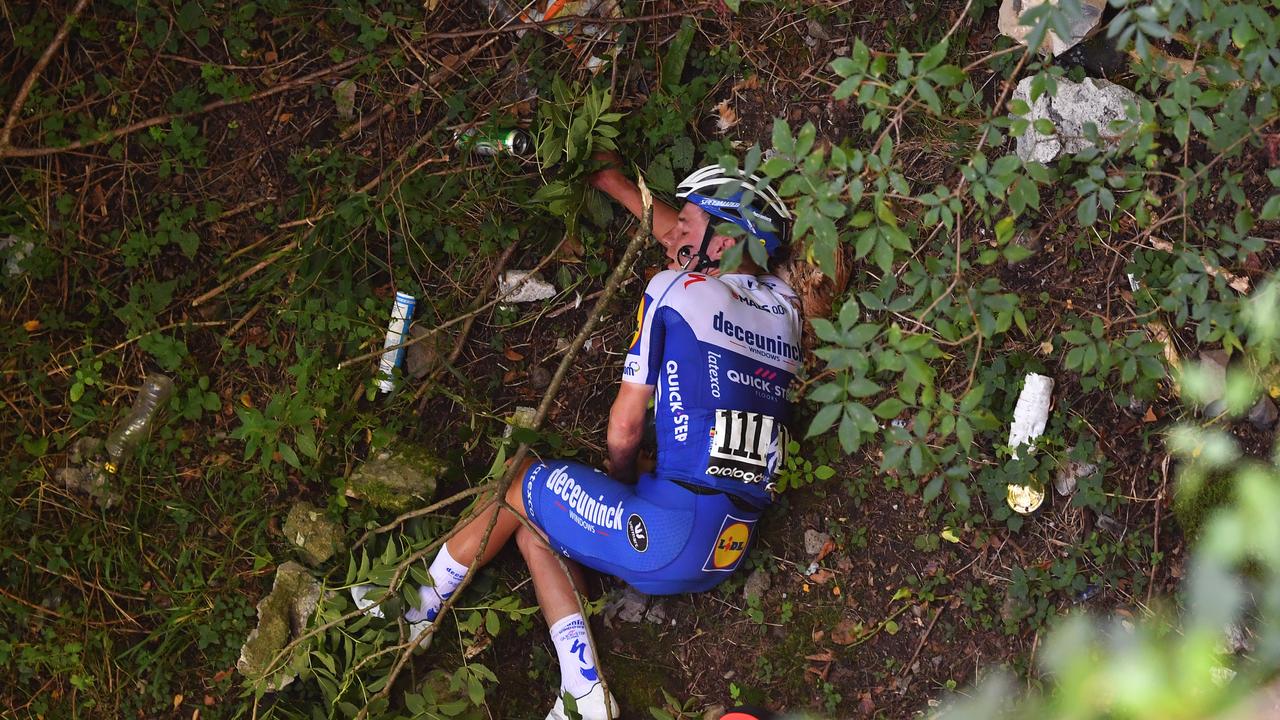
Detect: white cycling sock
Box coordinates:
(549, 613, 600, 699)
(404, 543, 469, 623)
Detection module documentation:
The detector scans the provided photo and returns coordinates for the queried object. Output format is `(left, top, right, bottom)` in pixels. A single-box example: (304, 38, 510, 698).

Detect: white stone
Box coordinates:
(1013, 76, 1139, 163)
(1054, 455, 1098, 496)
(743, 568, 772, 602)
(333, 79, 357, 121)
(502, 406, 538, 439)
(1, 234, 33, 276)
(998, 0, 1107, 56)
(497, 270, 557, 303)
(803, 529, 831, 557)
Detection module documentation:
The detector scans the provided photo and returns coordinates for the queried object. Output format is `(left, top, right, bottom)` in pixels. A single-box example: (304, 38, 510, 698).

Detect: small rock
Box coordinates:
(404, 324, 440, 380)
(702, 705, 727, 720)
(1, 234, 33, 276)
(333, 79, 357, 121)
(346, 442, 444, 512)
(498, 271, 556, 303)
(604, 586, 647, 625)
(282, 501, 344, 567)
(528, 364, 552, 390)
(806, 18, 831, 41)
(1199, 350, 1229, 417)
(603, 586, 667, 627)
(1246, 396, 1278, 430)
(1012, 76, 1139, 163)
(743, 568, 772, 602)
(237, 562, 322, 691)
(502, 406, 538, 440)
(1056, 29, 1128, 76)
(1223, 622, 1252, 655)
(998, 0, 1106, 56)
(1054, 456, 1098, 496)
(1095, 513, 1126, 538)
(803, 529, 830, 557)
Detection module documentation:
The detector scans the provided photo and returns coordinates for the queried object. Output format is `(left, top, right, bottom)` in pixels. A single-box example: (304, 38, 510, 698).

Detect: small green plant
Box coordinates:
(647, 689, 702, 720)
(774, 439, 836, 492)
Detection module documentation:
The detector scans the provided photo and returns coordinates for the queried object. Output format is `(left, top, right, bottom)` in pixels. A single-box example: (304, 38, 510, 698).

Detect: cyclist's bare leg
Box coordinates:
(442, 457, 536, 567)
(514, 524, 588, 625)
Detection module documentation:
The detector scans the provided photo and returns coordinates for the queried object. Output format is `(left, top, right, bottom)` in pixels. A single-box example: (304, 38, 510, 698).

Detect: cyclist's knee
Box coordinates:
(513, 524, 538, 554)
(504, 457, 536, 512)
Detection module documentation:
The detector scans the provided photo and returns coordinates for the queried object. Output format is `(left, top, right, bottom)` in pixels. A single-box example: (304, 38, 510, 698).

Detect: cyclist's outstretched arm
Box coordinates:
(588, 153, 678, 240)
(606, 381, 650, 483)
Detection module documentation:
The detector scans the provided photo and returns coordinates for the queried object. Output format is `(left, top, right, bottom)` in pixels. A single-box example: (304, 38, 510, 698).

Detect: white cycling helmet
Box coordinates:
(675, 164, 791, 267)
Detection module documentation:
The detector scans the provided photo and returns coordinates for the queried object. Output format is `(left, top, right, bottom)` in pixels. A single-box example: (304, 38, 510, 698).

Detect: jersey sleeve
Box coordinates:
(621, 272, 679, 386)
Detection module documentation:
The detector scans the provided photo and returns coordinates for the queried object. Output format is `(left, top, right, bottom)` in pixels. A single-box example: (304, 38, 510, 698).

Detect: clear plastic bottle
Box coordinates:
(103, 374, 174, 472)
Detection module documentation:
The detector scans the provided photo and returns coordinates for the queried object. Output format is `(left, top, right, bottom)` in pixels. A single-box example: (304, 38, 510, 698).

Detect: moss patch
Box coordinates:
(347, 441, 446, 512)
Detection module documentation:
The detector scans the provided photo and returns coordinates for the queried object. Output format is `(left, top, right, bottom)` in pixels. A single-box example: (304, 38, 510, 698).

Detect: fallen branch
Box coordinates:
(190, 241, 298, 307)
(340, 37, 499, 140)
(0, 0, 94, 150)
(411, 243, 519, 402)
(1, 54, 367, 159)
(1149, 237, 1250, 294)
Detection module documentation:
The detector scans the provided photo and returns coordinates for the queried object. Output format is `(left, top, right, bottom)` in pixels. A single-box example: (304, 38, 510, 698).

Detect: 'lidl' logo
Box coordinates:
(703, 516, 754, 572)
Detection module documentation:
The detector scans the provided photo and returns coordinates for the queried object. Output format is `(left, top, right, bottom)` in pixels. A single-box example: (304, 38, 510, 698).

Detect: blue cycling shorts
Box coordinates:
(521, 460, 761, 595)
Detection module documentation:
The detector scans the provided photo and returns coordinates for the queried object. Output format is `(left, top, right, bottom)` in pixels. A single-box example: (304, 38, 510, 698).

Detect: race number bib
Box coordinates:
(705, 410, 787, 487)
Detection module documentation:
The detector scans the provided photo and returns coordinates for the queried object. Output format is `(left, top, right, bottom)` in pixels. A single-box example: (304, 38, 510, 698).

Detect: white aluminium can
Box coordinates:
(377, 292, 416, 393)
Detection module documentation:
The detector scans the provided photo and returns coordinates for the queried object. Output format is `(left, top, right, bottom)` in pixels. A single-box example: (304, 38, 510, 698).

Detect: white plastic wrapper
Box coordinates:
(497, 271, 557, 304)
(1009, 373, 1054, 459)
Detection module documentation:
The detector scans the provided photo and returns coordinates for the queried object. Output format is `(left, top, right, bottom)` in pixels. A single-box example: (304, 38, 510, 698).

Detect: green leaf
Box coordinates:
(814, 465, 836, 480)
(807, 404, 842, 438)
(915, 79, 941, 114)
(923, 475, 944, 503)
(771, 118, 794, 156)
(831, 57, 859, 77)
(873, 398, 907, 418)
(928, 65, 965, 86)
(1077, 195, 1098, 226)
(920, 40, 948, 72)
(278, 442, 301, 469)
(1261, 194, 1280, 220)
(661, 19, 695, 90)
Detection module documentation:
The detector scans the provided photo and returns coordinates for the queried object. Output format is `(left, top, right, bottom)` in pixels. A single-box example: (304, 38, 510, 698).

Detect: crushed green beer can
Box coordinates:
(456, 127, 534, 157)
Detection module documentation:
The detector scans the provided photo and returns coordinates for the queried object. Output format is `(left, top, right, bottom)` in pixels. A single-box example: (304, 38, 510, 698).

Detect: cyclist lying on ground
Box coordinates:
(351, 155, 803, 720)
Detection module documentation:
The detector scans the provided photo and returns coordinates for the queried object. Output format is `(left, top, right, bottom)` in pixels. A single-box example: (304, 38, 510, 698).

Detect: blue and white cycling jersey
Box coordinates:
(623, 270, 802, 507)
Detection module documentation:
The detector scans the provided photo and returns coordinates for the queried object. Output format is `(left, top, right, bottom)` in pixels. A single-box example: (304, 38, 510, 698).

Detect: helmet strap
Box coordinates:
(689, 221, 718, 273)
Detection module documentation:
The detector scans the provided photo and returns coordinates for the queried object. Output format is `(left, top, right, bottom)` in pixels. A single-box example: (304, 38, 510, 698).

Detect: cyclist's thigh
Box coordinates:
(624, 477, 762, 595)
(522, 461, 695, 579)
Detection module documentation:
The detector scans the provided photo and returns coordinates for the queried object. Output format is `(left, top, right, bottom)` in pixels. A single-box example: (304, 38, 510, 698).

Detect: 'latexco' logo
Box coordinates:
(627, 514, 648, 553)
